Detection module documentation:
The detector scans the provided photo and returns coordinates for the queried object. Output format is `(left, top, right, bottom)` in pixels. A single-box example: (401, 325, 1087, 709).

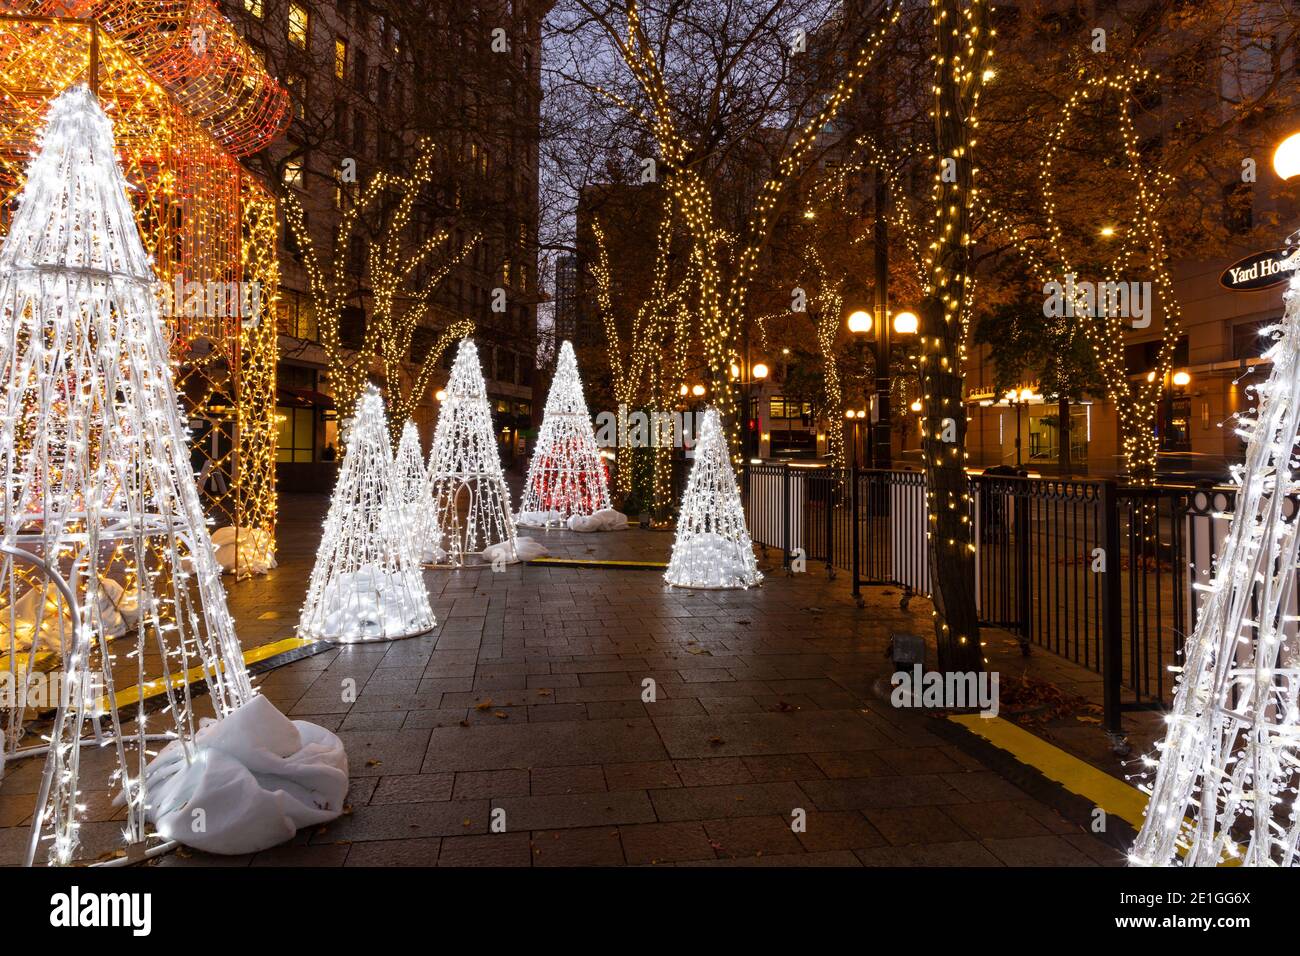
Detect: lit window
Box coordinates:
(334, 38, 347, 79)
(283, 159, 304, 189)
(243, 0, 264, 19)
(288, 2, 309, 48)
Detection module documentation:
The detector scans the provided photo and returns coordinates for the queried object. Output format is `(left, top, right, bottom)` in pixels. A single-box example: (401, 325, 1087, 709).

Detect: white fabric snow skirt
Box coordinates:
(131, 695, 349, 855)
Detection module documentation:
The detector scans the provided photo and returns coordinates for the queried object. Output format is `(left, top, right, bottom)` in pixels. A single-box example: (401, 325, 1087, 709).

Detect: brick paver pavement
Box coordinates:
(0, 492, 1125, 867)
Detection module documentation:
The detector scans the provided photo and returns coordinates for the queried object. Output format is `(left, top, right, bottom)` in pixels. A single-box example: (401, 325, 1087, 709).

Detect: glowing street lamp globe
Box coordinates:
(1273, 131, 1300, 181)
(752, 362, 769, 379)
(893, 311, 919, 334)
(847, 310, 872, 334)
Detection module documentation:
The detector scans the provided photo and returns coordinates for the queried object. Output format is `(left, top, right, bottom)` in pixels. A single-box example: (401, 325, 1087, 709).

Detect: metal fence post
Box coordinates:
(781, 462, 791, 571)
(825, 469, 835, 578)
(1015, 483, 1031, 653)
(1101, 479, 1125, 751)
(851, 464, 862, 606)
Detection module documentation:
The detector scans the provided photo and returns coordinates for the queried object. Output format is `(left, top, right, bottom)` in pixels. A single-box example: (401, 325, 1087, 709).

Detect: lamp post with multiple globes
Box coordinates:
(845, 308, 917, 469)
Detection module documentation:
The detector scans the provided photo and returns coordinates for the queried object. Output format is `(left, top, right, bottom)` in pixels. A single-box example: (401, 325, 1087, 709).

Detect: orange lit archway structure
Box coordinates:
(0, 2, 285, 573)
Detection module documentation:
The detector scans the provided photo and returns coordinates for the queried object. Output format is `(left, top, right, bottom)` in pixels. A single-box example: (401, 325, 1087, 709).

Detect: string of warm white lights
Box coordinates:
(665, 408, 761, 589)
(393, 419, 439, 563)
(424, 339, 518, 565)
(0, 87, 254, 865)
(914, 0, 993, 666)
(605, 1, 901, 456)
(1034, 65, 1182, 483)
(518, 341, 611, 526)
(299, 386, 434, 644)
(590, 204, 693, 508)
(283, 139, 481, 424)
(1131, 255, 1300, 867)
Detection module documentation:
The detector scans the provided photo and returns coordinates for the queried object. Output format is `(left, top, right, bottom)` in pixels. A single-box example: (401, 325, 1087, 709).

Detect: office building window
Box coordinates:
(277, 406, 315, 463)
(288, 2, 309, 49)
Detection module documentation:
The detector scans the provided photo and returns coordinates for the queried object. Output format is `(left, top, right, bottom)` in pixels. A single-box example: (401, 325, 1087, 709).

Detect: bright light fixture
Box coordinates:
(1273, 131, 1300, 181)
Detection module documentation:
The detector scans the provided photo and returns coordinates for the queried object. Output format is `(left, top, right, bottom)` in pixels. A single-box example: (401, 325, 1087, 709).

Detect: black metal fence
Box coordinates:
(742, 463, 1233, 740)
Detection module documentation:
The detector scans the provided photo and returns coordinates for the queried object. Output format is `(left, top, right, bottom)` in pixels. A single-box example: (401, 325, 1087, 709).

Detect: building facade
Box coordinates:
(223, 0, 547, 488)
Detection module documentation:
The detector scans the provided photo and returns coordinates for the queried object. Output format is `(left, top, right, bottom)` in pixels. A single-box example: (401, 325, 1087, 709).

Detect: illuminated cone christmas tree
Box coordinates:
(665, 408, 761, 589)
(1131, 257, 1300, 867)
(0, 87, 255, 865)
(425, 339, 518, 565)
(517, 340, 611, 526)
(393, 419, 439, 562)
(299, 386, 435, 643)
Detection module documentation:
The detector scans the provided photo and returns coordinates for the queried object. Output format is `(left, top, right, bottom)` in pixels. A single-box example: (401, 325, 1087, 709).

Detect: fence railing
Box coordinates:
(742, 463, 1239, 744)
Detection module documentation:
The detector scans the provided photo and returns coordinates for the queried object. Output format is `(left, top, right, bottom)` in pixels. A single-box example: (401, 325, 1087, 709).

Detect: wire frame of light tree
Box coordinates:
(425, 339, 518, 565)
(665, 408, 762, 590)
(0, 15, 281, 575)
(1131, 257, 1300, 867)
(518, 341, 610, 525)
(299, 387, 435, 644)
(0, 86, 254, 866)
(393, 419, 439, 563)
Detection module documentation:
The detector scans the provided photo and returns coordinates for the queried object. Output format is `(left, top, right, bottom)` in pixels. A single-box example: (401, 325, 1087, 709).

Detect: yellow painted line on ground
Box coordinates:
(527, 557, 668, 568)
(950, 713, 1240, 865)
(949, 714, 1149, 829)
(95, 636, 318, 712)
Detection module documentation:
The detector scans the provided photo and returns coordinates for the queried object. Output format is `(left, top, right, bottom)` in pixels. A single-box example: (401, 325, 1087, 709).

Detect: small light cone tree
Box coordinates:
(393, 419, 439, 562)
(299, 386, 435, 643)
(425, 339, 518, 565)
(517, 340, 611, 526)
(1131, 260, 1300, 867)
(665, 408, 762, 589)
(0, 86, 255, 865)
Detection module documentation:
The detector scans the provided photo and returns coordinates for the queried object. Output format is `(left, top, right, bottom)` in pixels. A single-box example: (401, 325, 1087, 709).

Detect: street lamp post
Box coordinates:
(1003, 387, 1039, 468)
(847, 309, 917, 470)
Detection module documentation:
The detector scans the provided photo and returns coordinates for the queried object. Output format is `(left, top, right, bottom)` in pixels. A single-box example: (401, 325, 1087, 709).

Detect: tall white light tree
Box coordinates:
(393, 419, 439, 562)
(665, 408, 761, 589)
(425, 339, 518, 565)
(299, 386, 435, 643)
(1131, 256, 1300, 867)
(517, 340, 611, 527)
(0, 87, 255, 865)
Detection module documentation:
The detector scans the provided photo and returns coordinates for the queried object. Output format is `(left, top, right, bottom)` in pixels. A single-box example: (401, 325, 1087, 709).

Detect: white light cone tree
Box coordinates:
(0, 87, 255, 865)
(1131, 254, 1300, 867)
(425, 339, 518, 565)
(299, 386, 435, 643)
(517, 340, 611, 527)
(665, 408, 762, 589)
(393, 419, 439, 562)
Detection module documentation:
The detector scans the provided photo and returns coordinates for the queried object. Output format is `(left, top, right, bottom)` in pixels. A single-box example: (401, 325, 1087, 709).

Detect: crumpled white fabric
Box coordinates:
(514, 509, 566, 528)
(128, 694, 348, 855)
(567, 509, 629, 533)
(480, 536, 548, 565)
(211, 526, 277, 576)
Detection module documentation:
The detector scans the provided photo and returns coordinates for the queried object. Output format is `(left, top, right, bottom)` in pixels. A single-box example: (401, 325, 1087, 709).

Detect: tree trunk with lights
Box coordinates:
(1058, 396, 1072, 475)
(918, 0, 991, 674)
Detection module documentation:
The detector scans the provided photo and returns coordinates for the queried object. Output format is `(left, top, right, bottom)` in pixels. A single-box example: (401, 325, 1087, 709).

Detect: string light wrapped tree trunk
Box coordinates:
(917, 0, 992, 673)
(393, 419, 439, 563)
(1131, 259, 1300, 867)
(299, 386, 435, 643)
(665, 408, 761, 589)
(0, 87, 256, 865)
(518, 341, 611, 527)
(425, 339, 519, 565)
